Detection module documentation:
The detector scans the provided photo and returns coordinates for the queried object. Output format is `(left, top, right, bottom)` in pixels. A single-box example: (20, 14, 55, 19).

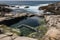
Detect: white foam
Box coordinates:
(38, 4, 49, 7)
(23, 3, 49, 14)
(7, 3, 50, 15)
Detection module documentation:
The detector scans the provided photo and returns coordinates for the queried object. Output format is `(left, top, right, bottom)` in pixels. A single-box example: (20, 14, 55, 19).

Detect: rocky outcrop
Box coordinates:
(42, 15, 60, 40)
(39, 2, 60, 40)
(39, 2, 60, 14)
(42, 27, 60, 40)
(44, 15, 60, 29)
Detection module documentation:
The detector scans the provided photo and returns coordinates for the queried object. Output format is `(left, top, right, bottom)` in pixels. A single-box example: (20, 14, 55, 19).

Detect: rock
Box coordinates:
(39, 2, 60, 14)
(15, 37, 37, 40)
(0, 34, 11, 40)
(42, 27, 60, 40)
(0, 34, 37, 40)
(42, 15, 60, 40)
(5, 13, 13, 17)
(44, 15, 60, 29)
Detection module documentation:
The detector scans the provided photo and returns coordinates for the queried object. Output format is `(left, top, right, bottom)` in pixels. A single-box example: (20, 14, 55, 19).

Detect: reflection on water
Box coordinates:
(11, 17, 41, 27)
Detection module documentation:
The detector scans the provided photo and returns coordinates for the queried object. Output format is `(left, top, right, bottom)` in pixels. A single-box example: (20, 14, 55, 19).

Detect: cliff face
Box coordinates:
(42, 15, 60, 40)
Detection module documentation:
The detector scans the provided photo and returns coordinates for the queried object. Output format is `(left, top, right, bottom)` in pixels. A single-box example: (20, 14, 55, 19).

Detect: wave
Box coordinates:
(38, 3, 49, 7)
(23, 3, 50, 14)
(9, 3, 49, 9)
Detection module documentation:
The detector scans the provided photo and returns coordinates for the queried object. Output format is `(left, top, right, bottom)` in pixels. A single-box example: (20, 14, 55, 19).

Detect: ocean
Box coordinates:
(0, 1, 59, 6)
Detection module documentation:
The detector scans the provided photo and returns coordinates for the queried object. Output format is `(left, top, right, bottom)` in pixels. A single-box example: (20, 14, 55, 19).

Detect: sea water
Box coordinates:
(0, 1, 58, 6)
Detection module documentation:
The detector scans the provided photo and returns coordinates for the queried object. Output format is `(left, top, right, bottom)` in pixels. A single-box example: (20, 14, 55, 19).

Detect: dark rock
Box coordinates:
(39, 2, 60, 15)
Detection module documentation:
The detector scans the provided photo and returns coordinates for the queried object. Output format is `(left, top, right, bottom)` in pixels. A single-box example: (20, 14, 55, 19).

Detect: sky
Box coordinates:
(0, 0, 60, 1)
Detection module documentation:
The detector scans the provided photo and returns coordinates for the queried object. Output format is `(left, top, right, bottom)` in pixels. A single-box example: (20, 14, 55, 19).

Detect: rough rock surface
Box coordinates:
(42, 27, 60, 40)
(44, 15, 60, 29)
(0, 34, 37, 40)
(42, 15, 60, 40)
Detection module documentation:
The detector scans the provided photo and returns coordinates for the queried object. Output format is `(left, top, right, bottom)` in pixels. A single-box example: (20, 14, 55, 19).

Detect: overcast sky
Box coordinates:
(0, 0, 60, 1)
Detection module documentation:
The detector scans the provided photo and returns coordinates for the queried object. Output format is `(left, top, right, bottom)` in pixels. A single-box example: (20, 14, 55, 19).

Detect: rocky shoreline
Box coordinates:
(40, 2, 60, 40)
(0, 2, 60, 40)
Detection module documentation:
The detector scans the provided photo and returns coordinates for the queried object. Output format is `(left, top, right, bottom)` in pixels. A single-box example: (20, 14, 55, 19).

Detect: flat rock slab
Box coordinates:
(0, 34, 37, 40)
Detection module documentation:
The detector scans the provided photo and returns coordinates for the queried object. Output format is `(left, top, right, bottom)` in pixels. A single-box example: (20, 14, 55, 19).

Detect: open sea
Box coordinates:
(0, 1, 59, 6)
